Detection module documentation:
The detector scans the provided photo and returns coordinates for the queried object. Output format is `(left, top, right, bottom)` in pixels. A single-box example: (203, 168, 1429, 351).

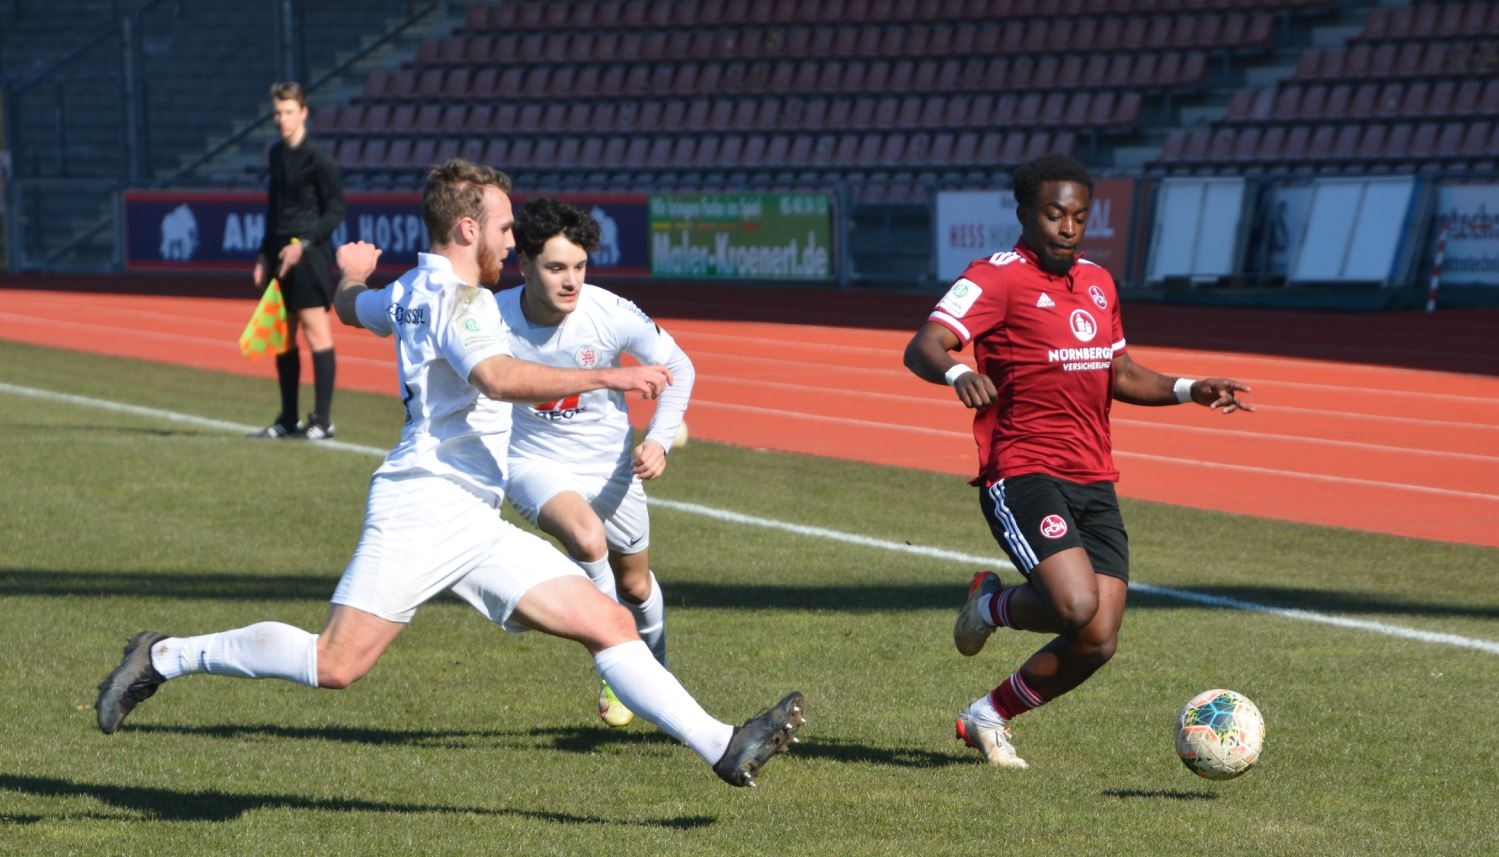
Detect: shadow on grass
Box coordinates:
(0, 774, 715, 827)
(785, 734, 968, 769)
(129, 721, 682, 754)
(128, 722, 960, 770)
(7, 422, 214, 438)
(1101, 788, 1218, 801)
(8, 570, 1498, 622)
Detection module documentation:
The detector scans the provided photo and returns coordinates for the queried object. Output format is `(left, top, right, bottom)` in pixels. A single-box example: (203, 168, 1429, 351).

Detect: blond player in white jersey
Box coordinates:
(496, 198, 694, 728)
(94, 159, 803, 789)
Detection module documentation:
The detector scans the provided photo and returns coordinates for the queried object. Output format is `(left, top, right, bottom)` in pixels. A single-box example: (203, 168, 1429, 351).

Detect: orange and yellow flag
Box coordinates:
(239, 278, 289, 359)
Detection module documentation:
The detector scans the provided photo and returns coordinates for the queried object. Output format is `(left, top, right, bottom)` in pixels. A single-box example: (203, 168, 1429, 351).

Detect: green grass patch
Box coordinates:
(2, 339, 1497, 856)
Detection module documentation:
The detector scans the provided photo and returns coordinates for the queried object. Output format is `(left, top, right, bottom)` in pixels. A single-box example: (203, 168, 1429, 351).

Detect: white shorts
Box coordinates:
(332, 474, 582, 630)
(505, 458, 651, 555)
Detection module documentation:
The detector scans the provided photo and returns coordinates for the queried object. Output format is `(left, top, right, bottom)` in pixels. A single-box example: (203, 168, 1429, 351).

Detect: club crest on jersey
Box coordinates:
(1039, 515, 1069, 539)
(1088, 285, 1108, 309)
(575, 346, 600, 368)
(937, 277, 983, 317)
(1069, 309, 1098, 343)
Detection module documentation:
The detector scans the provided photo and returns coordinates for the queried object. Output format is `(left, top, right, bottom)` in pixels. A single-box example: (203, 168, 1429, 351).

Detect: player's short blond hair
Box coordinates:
(423, 158, 514, 242)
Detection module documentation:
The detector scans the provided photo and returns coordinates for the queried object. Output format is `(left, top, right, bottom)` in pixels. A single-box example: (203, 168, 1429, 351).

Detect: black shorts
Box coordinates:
(273, 239, 335, 311)
(978, 473, 1130, 582)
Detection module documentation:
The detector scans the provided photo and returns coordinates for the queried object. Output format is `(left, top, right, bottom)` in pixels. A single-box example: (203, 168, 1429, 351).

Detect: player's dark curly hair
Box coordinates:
(514, 197, 601, 258)
(1012, 154, 1094, 209)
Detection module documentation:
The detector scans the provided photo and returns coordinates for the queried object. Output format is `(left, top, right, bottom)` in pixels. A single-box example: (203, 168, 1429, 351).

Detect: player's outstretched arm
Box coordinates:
(903, 321, 997, 410)
(333, 241, 382, 329)
(1112, 352, 1253, 413)
(470, 356, 672, 404)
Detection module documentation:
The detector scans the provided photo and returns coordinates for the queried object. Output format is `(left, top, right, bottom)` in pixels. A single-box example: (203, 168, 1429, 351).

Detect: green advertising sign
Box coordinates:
(650, 192, 833, 281)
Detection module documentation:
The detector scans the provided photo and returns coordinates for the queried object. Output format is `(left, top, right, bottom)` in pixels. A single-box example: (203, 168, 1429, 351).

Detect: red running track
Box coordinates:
(2, 280, 1497, 549)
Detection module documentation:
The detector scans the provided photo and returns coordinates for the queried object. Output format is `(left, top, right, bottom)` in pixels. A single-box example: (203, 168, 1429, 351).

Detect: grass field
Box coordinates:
(2, 338, 1497, 856)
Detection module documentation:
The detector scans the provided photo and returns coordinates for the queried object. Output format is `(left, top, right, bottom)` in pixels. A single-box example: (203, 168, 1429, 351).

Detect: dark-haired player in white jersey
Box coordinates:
(496, 198, 694, 729)
(96, 159, 803, 789)
(904, 154, 1253, 769)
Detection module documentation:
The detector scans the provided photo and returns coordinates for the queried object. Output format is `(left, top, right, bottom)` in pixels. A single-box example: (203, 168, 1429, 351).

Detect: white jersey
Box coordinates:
(355, 252, 513, 500)
(495, 283, 688, 473)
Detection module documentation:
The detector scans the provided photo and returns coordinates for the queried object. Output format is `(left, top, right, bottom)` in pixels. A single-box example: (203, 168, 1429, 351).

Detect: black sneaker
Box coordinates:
(95, 631, 169, 734)
(300, 414, 334, 441)
(249, 416, 301, 439)
(712, 691, 806, 787)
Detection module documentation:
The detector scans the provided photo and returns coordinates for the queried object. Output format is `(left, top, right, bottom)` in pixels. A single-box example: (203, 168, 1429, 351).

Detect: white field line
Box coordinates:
(3, 381, 1496, 657)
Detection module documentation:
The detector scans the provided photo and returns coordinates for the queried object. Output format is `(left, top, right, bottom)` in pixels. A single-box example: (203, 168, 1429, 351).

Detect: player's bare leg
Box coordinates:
(537, 492, 633, 723)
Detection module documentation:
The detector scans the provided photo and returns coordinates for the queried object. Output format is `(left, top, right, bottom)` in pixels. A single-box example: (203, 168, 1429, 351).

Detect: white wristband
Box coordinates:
(1174, 377, 1195, 404)
(945, 364, 975, 386)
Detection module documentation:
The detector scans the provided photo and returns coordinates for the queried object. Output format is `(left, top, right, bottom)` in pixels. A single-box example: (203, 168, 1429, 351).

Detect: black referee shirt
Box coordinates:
(260, 137, 345, 256)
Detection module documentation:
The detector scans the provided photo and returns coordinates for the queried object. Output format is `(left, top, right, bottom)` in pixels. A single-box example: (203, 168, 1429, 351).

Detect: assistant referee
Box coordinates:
(252, 80, 346, 440)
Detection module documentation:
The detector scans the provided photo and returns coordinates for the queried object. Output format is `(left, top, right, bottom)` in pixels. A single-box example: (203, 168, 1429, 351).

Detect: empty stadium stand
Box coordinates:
(1153, 0, 1499, 174)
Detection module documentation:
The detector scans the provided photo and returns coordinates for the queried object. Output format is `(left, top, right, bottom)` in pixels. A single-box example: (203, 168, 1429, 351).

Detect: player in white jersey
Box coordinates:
(496, 198, 694, 728)
(95, 159, 804, 789)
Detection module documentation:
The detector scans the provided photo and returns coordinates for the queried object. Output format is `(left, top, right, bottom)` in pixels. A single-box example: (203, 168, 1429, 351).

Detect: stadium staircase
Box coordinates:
(1, 0, 457, 270)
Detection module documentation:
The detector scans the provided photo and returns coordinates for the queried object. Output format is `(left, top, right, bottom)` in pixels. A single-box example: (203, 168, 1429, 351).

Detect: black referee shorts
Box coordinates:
(978, 473, 1130, 583)
(275, 239, 335, 311)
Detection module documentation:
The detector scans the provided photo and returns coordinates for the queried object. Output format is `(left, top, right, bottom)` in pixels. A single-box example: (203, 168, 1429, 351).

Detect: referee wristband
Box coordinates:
(945, 364, 975, 386)
(1173, 377, 1195, 404)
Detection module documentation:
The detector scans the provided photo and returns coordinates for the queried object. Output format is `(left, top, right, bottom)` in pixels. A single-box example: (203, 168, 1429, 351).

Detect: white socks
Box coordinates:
(151, 622, 319, 687)
(593, 640, 732, 764)
(578, 555, 618, 602)
(624, 572, 667, 666)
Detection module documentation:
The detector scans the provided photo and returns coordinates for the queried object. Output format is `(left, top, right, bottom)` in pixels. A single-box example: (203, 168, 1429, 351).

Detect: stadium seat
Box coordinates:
(470, 67, 499, 98)
(852, 132, 884, 166)
(386, 104, 414, 133)
(1403, 123, 1439, 165)
(1331, 124, 1362, 160)
(740, 134, 769, 167)
(1255, 125, 1286, 163)
(578, 136, 606, 168)
(1433, 122, 1466, 160)
(516, 103, 542, 131)
(1478, 80, 1499, 117)
(1397, 82, 1431, 118)
(330, 137, 360, 167)
(1351, 123, 1386, 163)
(1347, 83, 1379, 120)
(432, 138, 462, 163)
(534, 103, 563, 133)
(590, 102, 618, 131)
(563, 102, 591, 134)
(646, 136, 676, 168)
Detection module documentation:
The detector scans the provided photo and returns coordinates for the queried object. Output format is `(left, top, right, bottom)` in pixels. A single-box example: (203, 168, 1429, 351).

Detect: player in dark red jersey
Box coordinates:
(903, 154, 1253, 768)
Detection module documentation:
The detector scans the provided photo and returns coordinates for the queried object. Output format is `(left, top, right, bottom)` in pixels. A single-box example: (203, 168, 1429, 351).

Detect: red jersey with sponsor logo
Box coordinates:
(927, 240, 1126, 486)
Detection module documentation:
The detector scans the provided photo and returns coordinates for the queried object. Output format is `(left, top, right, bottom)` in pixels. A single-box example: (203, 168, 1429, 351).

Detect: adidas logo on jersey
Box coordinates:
(1036, 293, 1056, 308)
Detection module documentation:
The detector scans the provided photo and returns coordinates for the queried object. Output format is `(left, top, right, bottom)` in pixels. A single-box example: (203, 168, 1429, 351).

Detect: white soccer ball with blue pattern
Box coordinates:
(1174, 689, 1264, 780)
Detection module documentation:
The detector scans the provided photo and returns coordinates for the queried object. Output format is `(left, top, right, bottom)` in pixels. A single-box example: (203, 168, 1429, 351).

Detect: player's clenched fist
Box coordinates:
(607, 365, 673, 399)
(337, 241, 382, 283)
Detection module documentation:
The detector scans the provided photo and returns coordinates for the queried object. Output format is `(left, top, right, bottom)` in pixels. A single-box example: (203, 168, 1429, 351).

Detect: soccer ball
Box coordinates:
(1174, 689, 1264, 780)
